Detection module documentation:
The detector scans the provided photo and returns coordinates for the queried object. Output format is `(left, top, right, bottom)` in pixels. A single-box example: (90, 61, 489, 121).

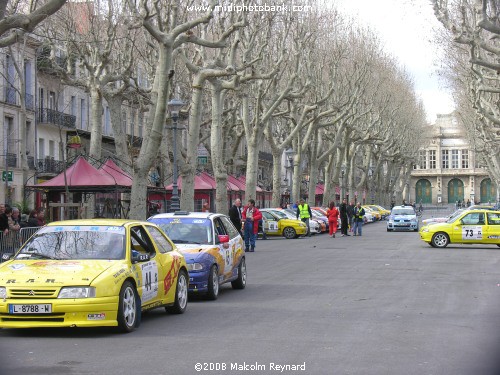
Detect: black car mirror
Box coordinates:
(132, 252, 150, 263)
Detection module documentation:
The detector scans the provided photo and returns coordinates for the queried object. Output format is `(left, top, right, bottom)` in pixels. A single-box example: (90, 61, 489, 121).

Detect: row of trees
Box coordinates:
(2, 0, 428, 217)
(431, 0, 500, 197)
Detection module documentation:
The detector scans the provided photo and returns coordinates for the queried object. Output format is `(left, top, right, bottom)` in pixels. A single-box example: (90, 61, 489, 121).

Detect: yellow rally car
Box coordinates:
(366, 205, 390, 219)
(419, 209, 500, 248)
(260, 209, 308, 239)
(0, 219, 188, 332)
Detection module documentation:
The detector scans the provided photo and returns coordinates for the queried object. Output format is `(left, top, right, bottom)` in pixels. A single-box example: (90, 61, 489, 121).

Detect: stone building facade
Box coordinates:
(410, 113, 497, 205)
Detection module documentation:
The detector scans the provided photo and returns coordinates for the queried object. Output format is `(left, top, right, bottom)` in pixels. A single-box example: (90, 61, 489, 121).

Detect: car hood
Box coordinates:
(0, 260, 117, 286)
(174, 243, 217, 259)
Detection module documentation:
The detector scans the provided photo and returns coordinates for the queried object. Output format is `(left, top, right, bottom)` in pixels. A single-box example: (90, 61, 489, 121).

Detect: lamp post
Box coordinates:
(285, 148, 295, 204)
(341, 164, 346, 202)
(167, 98, 185, 212)
(368, 166, 374, 204)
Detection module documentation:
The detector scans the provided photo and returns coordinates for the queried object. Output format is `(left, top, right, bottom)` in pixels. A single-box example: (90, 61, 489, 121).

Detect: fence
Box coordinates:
(0, 227, 40, 257)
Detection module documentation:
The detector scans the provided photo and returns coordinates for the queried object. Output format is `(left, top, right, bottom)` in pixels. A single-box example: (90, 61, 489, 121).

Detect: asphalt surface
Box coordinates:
(1, 217, 500, 375)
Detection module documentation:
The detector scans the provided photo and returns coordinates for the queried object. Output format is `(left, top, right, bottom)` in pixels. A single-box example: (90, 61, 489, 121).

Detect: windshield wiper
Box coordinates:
(18, 251, 59, 260)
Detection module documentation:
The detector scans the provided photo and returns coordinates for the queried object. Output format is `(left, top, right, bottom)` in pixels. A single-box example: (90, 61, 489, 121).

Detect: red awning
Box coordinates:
(98, 159, 133, 187)
(165, 173, 215, 191)
(237, 176, 263, 192)
(31, 157, 117, 188)
(315, 184, 324, 195)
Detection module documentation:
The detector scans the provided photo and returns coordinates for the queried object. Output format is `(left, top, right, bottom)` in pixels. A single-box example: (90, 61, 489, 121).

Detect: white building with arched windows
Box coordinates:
(410, 113, 498, 205)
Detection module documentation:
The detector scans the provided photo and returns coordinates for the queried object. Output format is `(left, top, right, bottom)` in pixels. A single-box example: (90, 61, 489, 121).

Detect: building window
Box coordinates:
(39, 138, 45, 159)
(451, 149, 459, 169)
(441, 150, 449, 169)
(80, 99, 87, 129)
(71, 96, 76, 116)
(462, 149, 469, 169)
(429, 150, 436, 169)
(419, 150, 427, 169)
(49, 140, 55, 158)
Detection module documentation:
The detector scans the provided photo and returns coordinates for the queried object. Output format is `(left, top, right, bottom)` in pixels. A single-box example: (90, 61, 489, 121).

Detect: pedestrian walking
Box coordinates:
(339, 198, 349, 237)
(352, 202, 365, 236)
(347, 200, 355, 233)
(326, 201, 339, 238)
(228, 199, 243, 236)
(296, 198, 312, 237)
(241, 199, 262, 252)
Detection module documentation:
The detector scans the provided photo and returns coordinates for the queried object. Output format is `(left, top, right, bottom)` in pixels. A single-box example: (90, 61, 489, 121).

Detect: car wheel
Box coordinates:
(387, 228, 392, 232)
(166, 269, 188, 314)
(206, 265, 219, 300)
(231, 257, 246, 290)
(117, 281, 138, 333)
(431, 232, 449, 248)
(497, 244, 500, 248)
(429, 242, 436, 248)
(283, 227, 296, 239)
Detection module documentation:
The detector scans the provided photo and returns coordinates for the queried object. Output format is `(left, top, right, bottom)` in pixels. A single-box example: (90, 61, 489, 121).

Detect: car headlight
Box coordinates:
(187, 263, 203, 271)
(300, 223, 306, 227)
(0, 287, 6, 299)
(58, 287, 95, 299)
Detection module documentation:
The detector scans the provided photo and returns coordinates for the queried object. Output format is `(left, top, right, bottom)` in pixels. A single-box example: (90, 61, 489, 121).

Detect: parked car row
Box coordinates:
(0, 211, 247, 333)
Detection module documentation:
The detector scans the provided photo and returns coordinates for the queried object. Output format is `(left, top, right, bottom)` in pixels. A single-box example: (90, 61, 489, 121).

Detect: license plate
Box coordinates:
(9, 304, 52, 314)
(396, 223, 410, 226)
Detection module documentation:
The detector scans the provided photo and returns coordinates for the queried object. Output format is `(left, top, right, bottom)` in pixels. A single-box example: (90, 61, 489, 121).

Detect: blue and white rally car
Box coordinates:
(148, 212, 246, 300)
(386, 205, 419, 232)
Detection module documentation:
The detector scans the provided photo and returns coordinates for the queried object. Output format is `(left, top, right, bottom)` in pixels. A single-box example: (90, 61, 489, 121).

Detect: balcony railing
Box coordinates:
(36, 158, 66, 174)
(4, 153, 17, 168)
(38, 108, 76, 128)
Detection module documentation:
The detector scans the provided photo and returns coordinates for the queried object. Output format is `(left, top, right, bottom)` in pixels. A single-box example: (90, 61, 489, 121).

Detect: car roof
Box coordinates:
(149, 211, 221, 220)
(392, 205, 414, 209)
(46, 219, 152, 227)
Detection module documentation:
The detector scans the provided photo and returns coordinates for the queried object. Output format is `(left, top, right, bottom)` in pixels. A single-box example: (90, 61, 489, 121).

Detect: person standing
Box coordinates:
(347, 200, 355, 233)
(352, 202, 365, 236)
(241, 199, 262, 252)
(228, 199, 243, 236)
(339, 198, 349, 237)
(296, 198, 312, 237)
(0, 203, 9, 235)
(326, 201, 339, 238)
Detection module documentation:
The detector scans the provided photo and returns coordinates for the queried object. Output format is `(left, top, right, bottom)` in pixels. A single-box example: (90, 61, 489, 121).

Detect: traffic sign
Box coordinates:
(2, 171, 13, 182)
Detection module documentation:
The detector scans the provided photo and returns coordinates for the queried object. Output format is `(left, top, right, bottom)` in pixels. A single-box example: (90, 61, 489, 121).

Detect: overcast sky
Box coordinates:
(330, 0, 456, 123)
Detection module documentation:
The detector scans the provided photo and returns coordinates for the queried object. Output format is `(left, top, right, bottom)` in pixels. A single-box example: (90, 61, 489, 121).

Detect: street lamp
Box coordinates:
(368, 166, 374, 204)
(341, 164, 346, 202)
(285, 148, 295, 204)
(167, 98, 185, 212)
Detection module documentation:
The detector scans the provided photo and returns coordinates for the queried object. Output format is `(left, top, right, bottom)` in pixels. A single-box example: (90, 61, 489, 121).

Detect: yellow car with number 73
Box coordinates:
(419, 209, 500, 248)
(0, 219, 188, 333)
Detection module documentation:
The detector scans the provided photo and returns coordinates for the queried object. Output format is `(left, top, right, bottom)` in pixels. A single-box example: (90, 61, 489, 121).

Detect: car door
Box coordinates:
(262, 211, 279, 234)
(144, 225, 180, 303)
(213, 217, 231, 281)
(220, 216, 244, 280)
(129, 225, 162, 307)
(485, 213, 500, 244)
(451, 212, 485, 243)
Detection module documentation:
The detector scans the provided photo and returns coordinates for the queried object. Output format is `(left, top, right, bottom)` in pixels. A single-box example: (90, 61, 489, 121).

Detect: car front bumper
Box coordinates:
(0, 296, 119, 328)
(387, 223, 418, 231)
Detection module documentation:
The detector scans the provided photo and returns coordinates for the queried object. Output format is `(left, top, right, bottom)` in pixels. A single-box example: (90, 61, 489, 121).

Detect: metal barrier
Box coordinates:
(0, 227, 40, 258)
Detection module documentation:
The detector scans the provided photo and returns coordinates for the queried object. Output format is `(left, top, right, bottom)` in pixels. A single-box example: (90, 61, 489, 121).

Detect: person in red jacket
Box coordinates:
(326, 201, 339, 238)
(241, 199, 262, 252)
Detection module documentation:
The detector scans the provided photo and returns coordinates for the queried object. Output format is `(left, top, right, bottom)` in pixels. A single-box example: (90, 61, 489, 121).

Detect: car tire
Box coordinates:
(283, 227, 296, 239)
(117, 281, 138, 333)
(431, 232, 449, 248)
(166, 269, 188, 314)
(231, 257, 246, 290)
(206, 265, 219, 300)
(387, 228, 392, 232)
(497, 244, 500, 248)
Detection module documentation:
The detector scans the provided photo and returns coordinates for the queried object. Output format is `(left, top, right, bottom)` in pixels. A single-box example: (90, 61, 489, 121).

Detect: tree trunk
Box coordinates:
(209, 83, 228, 213)
(89, 86, 103, 160)
(106, 95, 132, 169)
(271, 149, 282, 207)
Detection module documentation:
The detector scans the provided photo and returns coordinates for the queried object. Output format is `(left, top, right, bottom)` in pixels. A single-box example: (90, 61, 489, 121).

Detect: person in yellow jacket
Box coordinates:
(352, 202, 365, 236)
(296, 198, 312, 237)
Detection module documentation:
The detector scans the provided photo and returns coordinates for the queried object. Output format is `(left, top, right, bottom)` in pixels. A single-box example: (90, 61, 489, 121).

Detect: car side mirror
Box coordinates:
(1, 253, 13, 262)
(132, 252, 150, 263)
(218, 235, 229, 244)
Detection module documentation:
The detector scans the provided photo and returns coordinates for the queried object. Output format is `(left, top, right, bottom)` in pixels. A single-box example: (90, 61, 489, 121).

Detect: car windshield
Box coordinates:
(150, 218, 213, 245)
(16, 226, 126, 260)
(392, 208, 415, 216)
(446, 210, 464, 223)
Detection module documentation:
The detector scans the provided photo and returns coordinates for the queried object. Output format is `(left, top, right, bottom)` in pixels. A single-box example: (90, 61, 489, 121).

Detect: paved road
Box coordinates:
(2, 219, 500, 375)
